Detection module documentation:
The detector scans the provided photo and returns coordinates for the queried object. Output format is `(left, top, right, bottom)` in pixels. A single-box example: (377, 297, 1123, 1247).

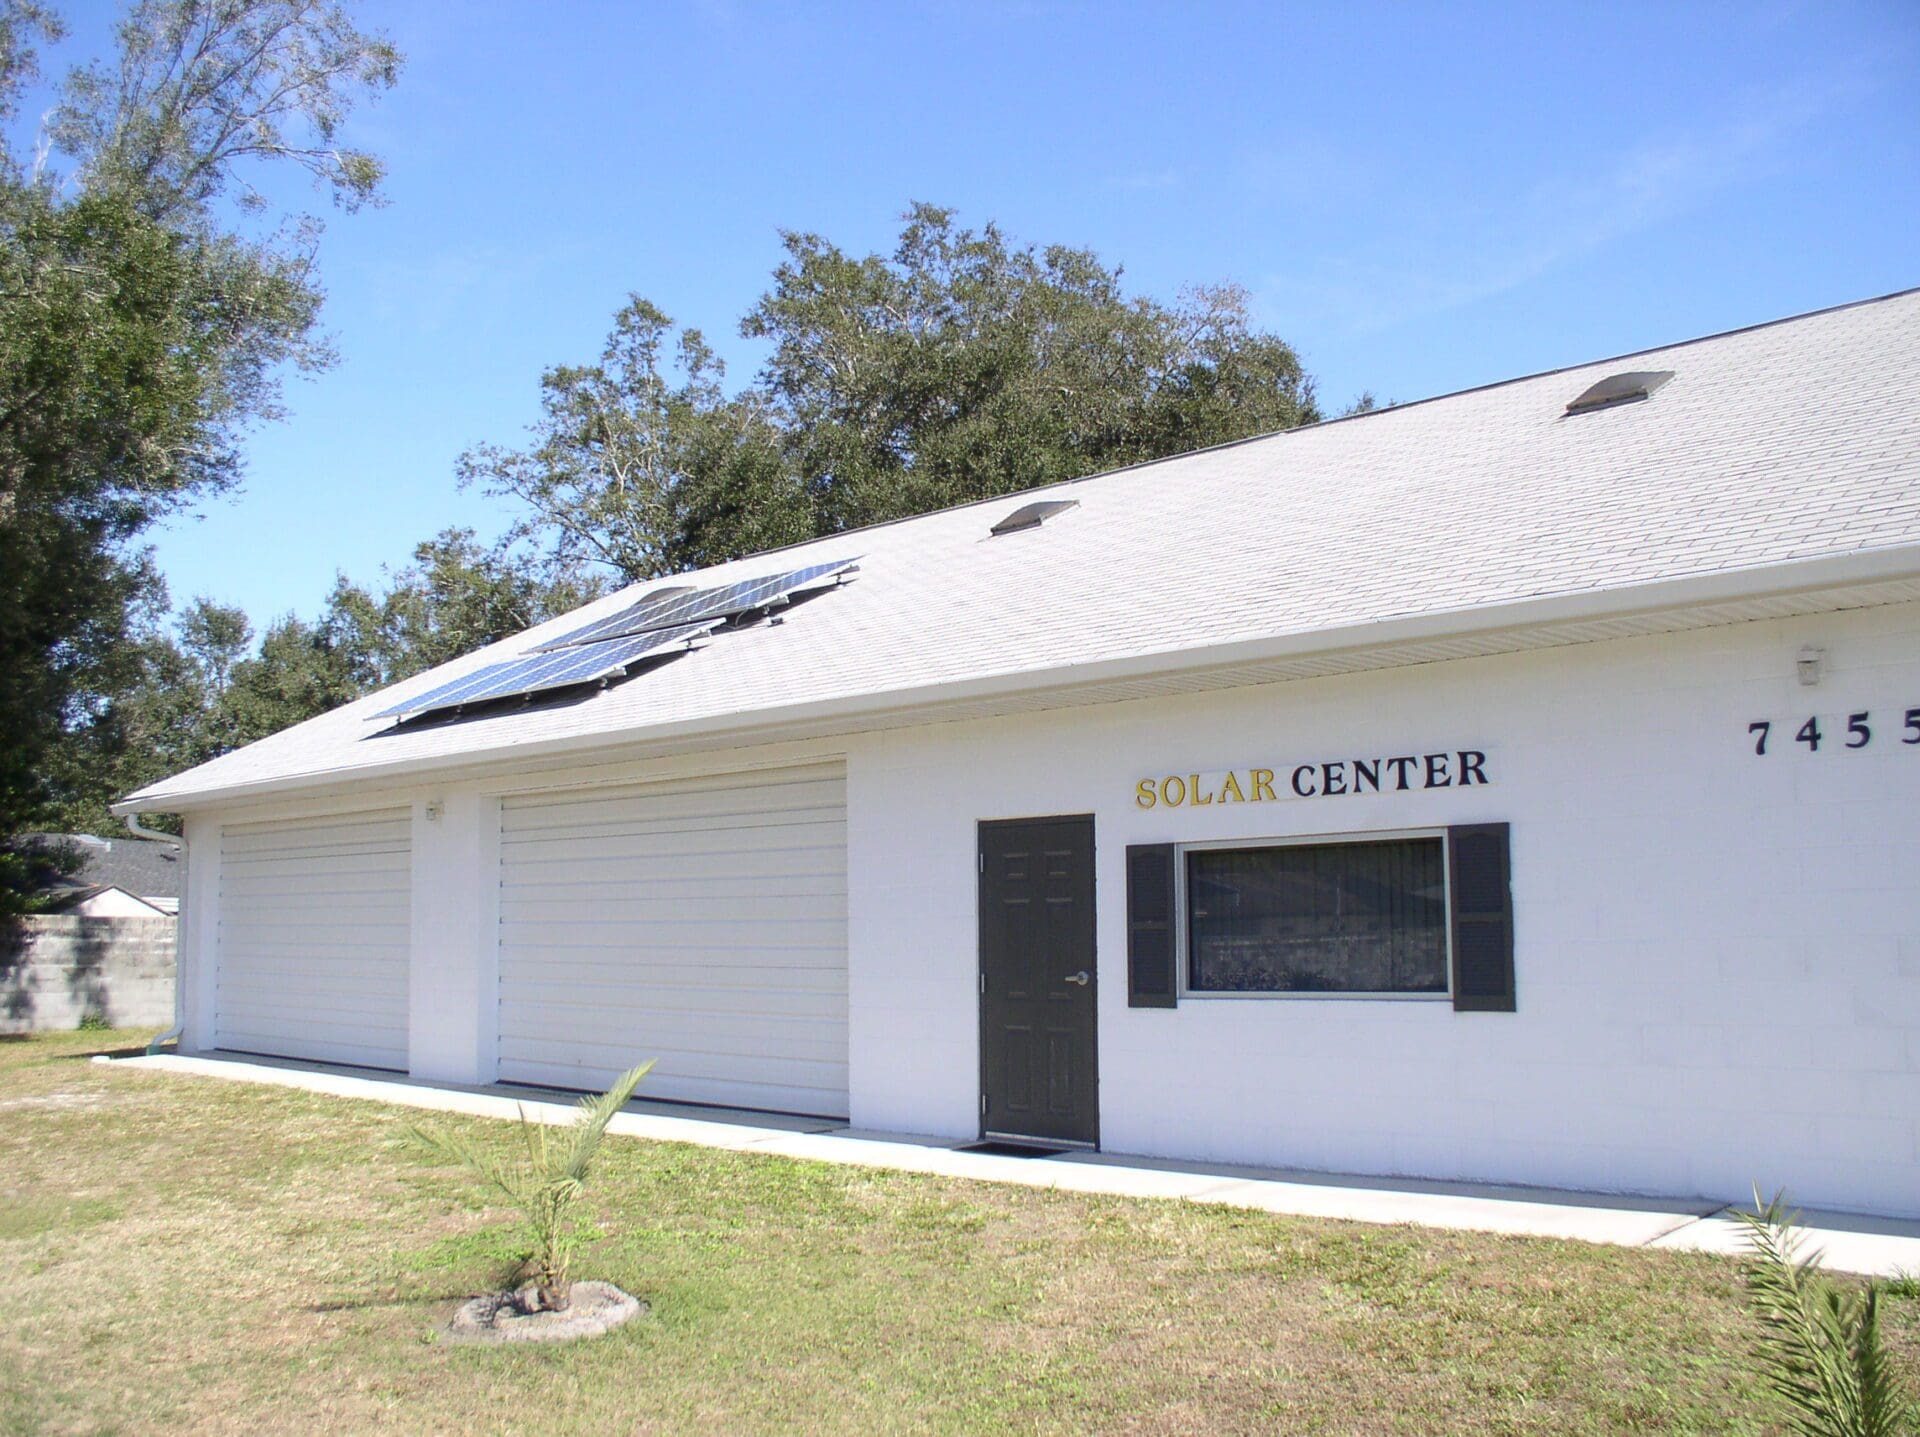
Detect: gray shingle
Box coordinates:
(125, 289, 1920, 810)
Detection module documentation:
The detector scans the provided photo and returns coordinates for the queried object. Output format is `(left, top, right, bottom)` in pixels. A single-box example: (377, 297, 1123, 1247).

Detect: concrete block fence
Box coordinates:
(1, 915, 176, 1034)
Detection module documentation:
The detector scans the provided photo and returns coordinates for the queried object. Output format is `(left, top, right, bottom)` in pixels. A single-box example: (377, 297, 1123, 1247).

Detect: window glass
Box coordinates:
(1186, 838, 1448, 994)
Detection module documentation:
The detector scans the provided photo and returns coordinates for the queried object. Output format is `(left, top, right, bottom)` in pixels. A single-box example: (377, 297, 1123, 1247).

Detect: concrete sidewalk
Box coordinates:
(103, 1052, 1920, 1278)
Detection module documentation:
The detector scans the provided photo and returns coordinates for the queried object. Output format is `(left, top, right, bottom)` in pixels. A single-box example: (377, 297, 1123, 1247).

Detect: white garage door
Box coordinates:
(496, 763, 849, 1117)
(215, 809, 412, 1071)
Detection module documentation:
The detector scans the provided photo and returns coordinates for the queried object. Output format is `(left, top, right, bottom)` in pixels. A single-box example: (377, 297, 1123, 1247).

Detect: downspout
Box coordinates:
(123, 814, 185, 1055)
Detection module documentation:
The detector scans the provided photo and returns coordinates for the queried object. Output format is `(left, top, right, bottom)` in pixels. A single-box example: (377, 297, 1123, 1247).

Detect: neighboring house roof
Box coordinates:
(27, 834, 182, 900)
(41, 883, 173, 918)
(121, 288, 1920, 814)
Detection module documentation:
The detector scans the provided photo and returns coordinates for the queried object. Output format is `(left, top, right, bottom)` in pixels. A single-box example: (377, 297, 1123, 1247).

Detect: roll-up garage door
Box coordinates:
(496, 763, 849, 1117)
(215, 809, 412, 1071)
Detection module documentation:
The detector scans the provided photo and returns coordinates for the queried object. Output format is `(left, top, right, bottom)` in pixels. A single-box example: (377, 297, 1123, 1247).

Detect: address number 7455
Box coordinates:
(1747, 708, 1920, 755)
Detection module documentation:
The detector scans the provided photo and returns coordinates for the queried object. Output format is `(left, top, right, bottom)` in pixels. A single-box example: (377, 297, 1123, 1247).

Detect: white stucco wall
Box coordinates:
(165, 600, 1918, 1216)
(845, 600, 1920, 1216)
(179, 810, 220, 1052)
(408, 791, 501, 1084)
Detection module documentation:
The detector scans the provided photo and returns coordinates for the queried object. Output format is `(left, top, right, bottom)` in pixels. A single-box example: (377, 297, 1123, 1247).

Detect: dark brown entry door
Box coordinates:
(978, 816, 1099, 1147)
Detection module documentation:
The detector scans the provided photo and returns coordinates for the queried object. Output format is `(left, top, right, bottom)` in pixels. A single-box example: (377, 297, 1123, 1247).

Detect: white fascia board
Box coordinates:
(112, 541, 1920, 817)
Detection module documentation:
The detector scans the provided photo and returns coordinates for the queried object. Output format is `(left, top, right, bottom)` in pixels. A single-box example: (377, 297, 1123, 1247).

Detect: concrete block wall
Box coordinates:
(845, 599, 1920, 1216)
(0, 915, 177, 1033)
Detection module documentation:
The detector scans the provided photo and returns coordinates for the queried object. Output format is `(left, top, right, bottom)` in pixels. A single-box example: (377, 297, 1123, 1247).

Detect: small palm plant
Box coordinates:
(1734, 1189, 1916, 1437)
(412, 1062, 654, 1313)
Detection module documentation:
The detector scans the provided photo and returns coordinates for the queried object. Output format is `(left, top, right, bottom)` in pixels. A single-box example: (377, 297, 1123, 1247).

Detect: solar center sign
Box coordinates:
(1134, 750, 1490, 809)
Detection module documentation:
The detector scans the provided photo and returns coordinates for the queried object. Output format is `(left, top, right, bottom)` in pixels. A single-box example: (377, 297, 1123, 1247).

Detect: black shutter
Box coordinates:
(1448, 823, 1514, 1012)
(1126, 843, 1178, 1008)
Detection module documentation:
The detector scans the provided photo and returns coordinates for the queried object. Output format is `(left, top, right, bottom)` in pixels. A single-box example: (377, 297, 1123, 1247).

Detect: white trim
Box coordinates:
(1174, 826, 1455, 1002)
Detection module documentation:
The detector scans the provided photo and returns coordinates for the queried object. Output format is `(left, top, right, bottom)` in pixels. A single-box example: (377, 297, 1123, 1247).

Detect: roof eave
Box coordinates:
(113, 540, 1920, 817)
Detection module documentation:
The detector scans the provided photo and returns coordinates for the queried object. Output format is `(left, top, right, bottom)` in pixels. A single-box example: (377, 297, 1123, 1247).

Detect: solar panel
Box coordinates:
(527, 585, 698, 653)
(537, 558, 858, 651)
(372, 621, 714, 720)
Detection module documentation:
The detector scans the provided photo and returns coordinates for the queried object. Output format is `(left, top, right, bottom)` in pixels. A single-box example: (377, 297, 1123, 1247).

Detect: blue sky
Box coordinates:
(26, 0, 1920, 631)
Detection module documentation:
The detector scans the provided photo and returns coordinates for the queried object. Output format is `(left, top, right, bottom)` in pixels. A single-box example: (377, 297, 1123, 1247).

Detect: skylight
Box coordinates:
(1565, 369, 1674, 415)
(990, 499, 1078, 536)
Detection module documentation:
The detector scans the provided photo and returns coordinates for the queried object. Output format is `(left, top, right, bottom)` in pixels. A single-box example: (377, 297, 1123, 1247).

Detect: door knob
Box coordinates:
(1064, 970, 1091, 986)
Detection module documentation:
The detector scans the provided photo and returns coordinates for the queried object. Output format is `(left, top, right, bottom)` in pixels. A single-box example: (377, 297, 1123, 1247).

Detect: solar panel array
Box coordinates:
(367, 556, 862, 725)
(538, 558, 859, 651)
(372, 621, 716, 720)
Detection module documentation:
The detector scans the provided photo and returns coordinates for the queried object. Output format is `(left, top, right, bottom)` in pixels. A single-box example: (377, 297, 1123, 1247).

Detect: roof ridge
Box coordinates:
(1288, 282, 1920, 436)
(685, 285, 1920, 575)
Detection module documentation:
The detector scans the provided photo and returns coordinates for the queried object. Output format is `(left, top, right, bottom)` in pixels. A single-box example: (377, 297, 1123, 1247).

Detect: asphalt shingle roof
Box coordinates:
(125, 289, 1920, 811)
(27, 835, 182, 898)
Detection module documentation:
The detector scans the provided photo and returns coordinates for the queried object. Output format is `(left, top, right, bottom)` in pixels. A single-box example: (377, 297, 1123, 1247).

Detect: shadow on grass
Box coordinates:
(3, 1033, 153, 1058)
(53, 1043, 153, 1061)
(307, 1288, 478, 1314)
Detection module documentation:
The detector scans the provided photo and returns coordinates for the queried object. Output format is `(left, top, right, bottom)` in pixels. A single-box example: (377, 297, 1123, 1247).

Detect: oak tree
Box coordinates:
(0, 0, 398, 906)
(463, 204, 1321, 584)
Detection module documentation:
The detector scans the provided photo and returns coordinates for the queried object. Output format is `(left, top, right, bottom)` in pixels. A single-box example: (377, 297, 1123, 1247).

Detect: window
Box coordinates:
(1184, 835, 1449, 995)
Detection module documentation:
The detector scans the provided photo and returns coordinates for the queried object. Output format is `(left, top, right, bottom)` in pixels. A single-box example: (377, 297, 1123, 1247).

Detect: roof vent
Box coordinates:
(1565, 369, 1674, 415)
(990, 499, 1078, 536)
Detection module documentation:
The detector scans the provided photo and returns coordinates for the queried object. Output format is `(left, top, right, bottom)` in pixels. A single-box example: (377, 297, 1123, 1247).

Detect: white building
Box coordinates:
(119, 291, 1920, 1218)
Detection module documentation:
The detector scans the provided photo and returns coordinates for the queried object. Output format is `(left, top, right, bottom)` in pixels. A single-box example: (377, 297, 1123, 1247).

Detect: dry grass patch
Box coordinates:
(2, 1030, 1915, 1435)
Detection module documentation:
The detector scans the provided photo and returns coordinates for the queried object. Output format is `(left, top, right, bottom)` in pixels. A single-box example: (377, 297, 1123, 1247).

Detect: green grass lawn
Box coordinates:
(2, 1029, 1914, 1436)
